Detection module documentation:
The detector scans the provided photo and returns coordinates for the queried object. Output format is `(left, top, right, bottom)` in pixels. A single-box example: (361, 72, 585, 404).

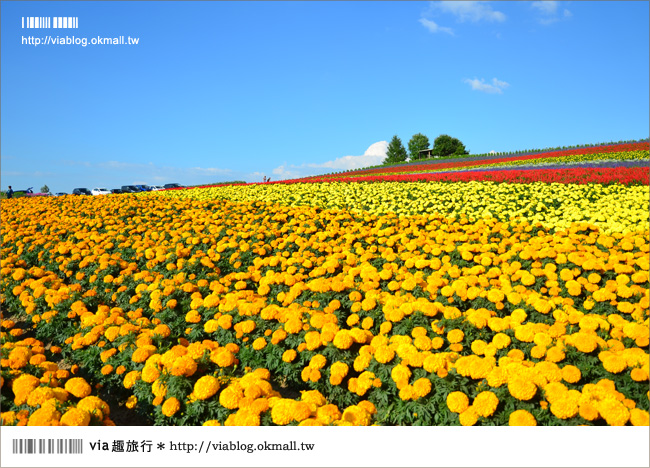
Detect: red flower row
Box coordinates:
(276, 166, 650, 186)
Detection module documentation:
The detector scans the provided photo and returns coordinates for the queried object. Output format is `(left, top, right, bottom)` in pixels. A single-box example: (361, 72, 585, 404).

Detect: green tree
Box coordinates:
(383, 135, 408, 164)
(432, 134, 469, 157)
(40, 185, 50, 194)
(408, 133, 430, 161)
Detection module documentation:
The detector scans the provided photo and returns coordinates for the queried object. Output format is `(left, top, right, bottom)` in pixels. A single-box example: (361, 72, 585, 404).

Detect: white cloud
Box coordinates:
(271, 141, 389, 180)
(419, 18, 454, 35)
(188, 167, 232, 176)
(435, 1, 506, 23)
(531, 1, 572, 25)
(531, 1, 558, 15)
(464, 77, 510, 94)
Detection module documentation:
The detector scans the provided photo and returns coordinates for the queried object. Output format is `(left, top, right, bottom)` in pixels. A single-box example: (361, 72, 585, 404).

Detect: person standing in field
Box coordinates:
(6, 186, 13, 199)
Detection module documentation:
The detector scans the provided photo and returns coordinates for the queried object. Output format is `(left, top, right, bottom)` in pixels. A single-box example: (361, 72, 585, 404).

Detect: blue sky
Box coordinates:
(1, 1, 648, 193)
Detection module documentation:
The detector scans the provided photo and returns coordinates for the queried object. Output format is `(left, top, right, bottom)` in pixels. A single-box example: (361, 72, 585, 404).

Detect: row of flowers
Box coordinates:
(273, 166, 650, 187)
(156, 179, 650, 235)
(297, 143, 650, 181)
(1, 193, 648, 426)
(304, 150, 649, 182)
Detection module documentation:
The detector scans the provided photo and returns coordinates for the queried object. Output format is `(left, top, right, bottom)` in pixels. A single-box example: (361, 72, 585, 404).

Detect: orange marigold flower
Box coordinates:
(194, 375, 221, 400)
(60, 408, 91, 426)
(508, 409, 536, 426)
(162, 397, 181, 417)
(447, 391, 469, 414)
(65, 377, 92, 399)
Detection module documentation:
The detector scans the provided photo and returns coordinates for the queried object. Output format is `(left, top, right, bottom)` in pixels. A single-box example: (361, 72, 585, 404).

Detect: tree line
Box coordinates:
(383, 133, 468, 165)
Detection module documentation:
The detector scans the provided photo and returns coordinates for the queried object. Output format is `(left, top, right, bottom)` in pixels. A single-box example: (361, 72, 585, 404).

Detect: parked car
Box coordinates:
(149, 185, 164, 191)
(111, 189, 123, 194)
(91, 188, 111, 196)
(121, 185, 139, 193)
(163, 183, 183, 189)
(72, 188, 92, 195)
(135, 184, 151, 192)
(55, 192, 67, 196)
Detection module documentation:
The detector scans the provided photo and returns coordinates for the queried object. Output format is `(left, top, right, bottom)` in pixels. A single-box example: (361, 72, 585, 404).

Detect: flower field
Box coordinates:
(1, 145, 649, 427)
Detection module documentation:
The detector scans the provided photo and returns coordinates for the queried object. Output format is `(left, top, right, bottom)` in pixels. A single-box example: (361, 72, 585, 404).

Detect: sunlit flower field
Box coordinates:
(2, 145, 649, 426)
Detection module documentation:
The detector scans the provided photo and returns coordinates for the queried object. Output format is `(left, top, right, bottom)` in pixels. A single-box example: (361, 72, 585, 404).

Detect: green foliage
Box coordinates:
(408, 133, 430, 161)
(383, 135, 408, 164)
(432, 134, 469, 157)
(40, 185, 50, 194)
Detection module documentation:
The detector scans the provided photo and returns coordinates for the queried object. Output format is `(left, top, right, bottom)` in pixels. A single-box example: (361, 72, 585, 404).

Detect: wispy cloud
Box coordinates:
(271, 141, 388, 180)
(419, 18, 454, 35)
(464, 77, 510, 94)
(58, 158, 233, 183)
(531, 1, 572, 25)
(435, 1, 506, 23)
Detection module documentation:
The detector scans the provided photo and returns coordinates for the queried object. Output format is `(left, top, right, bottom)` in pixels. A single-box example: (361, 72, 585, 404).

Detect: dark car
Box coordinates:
(163, 183, 183, 189)
(111, 189, 123, 194)
(72, 188, 92, 195)
(121, 185, 139, 193)
(135, 184, 151, 192)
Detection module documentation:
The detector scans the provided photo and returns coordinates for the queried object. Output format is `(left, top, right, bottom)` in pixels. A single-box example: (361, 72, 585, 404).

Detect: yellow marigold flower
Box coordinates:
(561, 365, 581, 384)
(219, 384, 244, 410)
(602, 355, 627, 374)
(26, 387, 55, 407)
(11, 374, 40, 405)
(630, 368, 648, 382)
(309, 354, 327, 369)
(77, 396, 110, 420)
(473, 391, 499, 418)
(431, 337, 445, 349)
(316, 404, 342, 425)
(203, 420, 221, 426)
(194, 375, 221, 400)
(630, 408, 649, 427)
(132, 346, 156, 363)
(162, 397, 181, 417)
(545, 346, 566, 363)
(508, 409, 536, 426)
(211, 349, 236, 368)
(374, 345, 395, 364)
(595, 399, 630, 426)
(282, 349, 297, 363)
(169, 355, 198, 377)
(492, 333, 511, 350)
(446, 391, 469, 413)
(412, 378, 432, 398)
(301, 390, 326, 407)
(8, 347, 31, 369)
(60, 408, 91, 426)
(271, 400, 294, 425)
(447, 329, 464, 344)
(332, 330, 353, 349)
(1, 411, 17, 426)
(487, 289, 505, 303)
(341, 405, 371, 426)
(579, 402, 599, 421)
(141, 365, 160, 383)
(508, 377, 537, 401)
(252, 337, 267, 351)
(65, 377, 92, 399)
(458, 406, 478, 426)
(487, 367, 507, 388)
(550, 395, 579, 420)
(27, 405, 61, 426)
(125, 395, 137, 409)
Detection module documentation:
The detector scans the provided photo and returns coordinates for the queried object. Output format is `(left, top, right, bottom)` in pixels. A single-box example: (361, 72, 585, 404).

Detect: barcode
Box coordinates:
(12, 439, 83, 454)
(21, 17, 79, 29)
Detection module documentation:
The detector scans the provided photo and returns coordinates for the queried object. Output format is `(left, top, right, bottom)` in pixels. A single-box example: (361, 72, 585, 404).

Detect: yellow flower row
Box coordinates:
(154, 181, 650, 234)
